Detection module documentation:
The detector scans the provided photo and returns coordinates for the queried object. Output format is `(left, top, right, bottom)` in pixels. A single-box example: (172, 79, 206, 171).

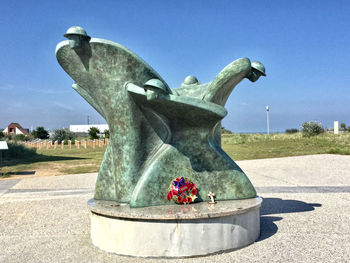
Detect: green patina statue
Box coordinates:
(56, 26, 266, 208)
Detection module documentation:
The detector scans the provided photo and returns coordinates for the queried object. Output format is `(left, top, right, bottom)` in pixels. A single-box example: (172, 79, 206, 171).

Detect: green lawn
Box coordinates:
(222, 132, 350, 160)
(1, 145, 105, 177)
(1, 132, 350, 177)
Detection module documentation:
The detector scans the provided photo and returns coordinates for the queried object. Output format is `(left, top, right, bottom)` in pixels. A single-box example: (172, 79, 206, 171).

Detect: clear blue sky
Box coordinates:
(1, 0, 349, 132)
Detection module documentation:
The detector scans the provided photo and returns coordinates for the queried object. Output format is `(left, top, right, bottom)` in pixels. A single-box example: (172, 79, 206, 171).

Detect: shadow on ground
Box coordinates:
(2, 155, 87, 167)
(257, 197, 322, 242)
(6, 171, 36, 175)
(1, 142, 87, 167)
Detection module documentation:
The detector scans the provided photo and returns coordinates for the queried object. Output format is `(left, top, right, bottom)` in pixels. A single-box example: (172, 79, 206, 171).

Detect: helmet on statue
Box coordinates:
(251, 61, 266, 76)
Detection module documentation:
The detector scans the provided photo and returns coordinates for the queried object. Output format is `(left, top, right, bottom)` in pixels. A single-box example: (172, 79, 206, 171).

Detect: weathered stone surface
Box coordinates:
(89, 197, 262, 220)
(89, 198, 262, 257)
(56, 28, 266, 207)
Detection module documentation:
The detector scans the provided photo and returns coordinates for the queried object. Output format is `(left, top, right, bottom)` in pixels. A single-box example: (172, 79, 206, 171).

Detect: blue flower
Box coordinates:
(173, 177, 185, 188)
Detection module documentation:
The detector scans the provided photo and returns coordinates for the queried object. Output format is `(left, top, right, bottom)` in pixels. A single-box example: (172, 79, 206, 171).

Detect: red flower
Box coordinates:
(177, 196, 183, 203)
(191, 189, 197, 195)
(176, 178, 180, 181)
(187, 197, 192, 203)
(181, 193, 185, 196)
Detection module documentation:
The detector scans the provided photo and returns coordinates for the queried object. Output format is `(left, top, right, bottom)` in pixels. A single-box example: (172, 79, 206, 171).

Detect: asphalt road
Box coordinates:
(0, 154, 349, 262)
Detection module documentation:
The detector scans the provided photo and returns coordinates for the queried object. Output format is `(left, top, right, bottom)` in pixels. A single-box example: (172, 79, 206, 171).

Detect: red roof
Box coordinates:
(8, 123, 30, 135)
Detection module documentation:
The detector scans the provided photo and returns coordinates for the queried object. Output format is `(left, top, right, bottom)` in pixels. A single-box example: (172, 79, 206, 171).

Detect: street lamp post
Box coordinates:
(266, 106, 270, 135)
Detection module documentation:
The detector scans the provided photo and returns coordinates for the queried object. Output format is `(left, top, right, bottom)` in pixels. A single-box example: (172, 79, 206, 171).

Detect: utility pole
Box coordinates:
(266, 106, 270, 135)
(87, 115, 90, 125)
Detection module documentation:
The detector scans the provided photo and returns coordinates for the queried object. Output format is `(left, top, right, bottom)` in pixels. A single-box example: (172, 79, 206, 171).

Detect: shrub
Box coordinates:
(73, 132, 88, 138)
(13, 134, 26, 141)
(25, 135, 34, 141)
(221, 126, 233, 134)
(285, 128, 299, 134)
(51, 129, 76, 143)
(3, 142, 37, 159)
(4, 133, 13, 140)
(88, 127, 100, 140)
(32, 126, 49, 139)
(340, 123, 346, 131)
(0, 132, 4, 139)
(301, 121, 324, 137)
(63, 138, 75, 145)
(104, 129, 110, 138)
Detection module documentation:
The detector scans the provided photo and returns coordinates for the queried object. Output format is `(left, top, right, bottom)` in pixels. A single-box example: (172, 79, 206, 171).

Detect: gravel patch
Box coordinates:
(0, 154, 349, 262)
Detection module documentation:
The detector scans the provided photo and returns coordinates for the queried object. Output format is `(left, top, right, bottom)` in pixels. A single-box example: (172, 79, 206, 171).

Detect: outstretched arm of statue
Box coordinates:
(202, 58, 252, 106)
(202, 58, 266, 107)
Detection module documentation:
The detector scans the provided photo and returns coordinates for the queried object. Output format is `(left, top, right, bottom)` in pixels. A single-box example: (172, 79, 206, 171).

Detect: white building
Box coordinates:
(2, 123, 30, 135)
(69, 124, 109, 133)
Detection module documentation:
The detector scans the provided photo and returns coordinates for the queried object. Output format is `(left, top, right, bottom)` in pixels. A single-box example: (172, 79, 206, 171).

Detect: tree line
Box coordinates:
(0, 126, 109, 142)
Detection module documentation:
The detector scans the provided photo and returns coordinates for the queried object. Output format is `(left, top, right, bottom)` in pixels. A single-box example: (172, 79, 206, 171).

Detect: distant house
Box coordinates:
(2, 123, 30, 136)
(69, 124, 109, 133)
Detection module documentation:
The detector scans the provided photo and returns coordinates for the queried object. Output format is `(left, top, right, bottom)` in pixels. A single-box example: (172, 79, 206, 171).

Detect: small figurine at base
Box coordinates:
(208, 192, 217, 204)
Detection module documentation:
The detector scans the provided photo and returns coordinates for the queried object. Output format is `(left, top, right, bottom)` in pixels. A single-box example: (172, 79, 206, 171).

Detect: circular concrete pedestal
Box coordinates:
(88, 197, 262, 257)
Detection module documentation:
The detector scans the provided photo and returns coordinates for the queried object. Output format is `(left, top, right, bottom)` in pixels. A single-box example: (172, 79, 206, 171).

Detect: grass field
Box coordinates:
(0, 146, 105, 178)
(1, 132, 350, 178)
(222, 132, 350, 160)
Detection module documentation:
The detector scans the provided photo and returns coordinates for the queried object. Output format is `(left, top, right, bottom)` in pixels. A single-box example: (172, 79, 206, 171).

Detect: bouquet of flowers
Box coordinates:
(167, 177, 198, 204)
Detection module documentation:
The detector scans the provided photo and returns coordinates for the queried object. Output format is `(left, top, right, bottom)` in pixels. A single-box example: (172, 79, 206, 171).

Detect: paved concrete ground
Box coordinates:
(0, 154, 349, 262)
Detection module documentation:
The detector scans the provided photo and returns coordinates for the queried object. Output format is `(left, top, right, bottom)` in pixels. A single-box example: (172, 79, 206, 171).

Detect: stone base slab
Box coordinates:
(89, 197, 262, 257)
